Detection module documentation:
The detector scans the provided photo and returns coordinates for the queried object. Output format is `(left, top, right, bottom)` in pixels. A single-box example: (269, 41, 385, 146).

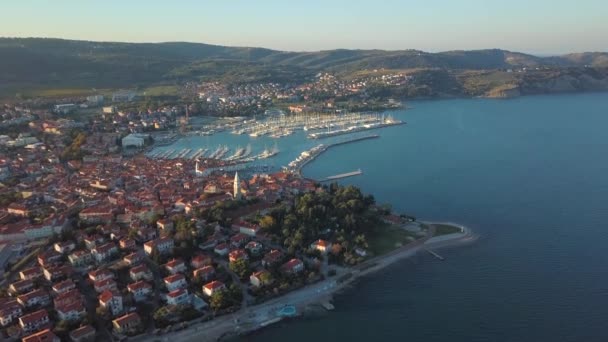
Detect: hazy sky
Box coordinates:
(1, 0, 606, 54)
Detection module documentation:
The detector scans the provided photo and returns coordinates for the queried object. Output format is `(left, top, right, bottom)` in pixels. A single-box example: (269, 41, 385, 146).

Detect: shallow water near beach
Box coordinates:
(233, 92, 608, 342)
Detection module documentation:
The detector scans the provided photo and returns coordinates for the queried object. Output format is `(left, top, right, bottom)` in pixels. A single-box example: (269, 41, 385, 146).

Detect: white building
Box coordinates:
(164, 274, 187, 292)
(99, 290, 123, 316)
(54, 104, 77, 114)
(87, 95, 104, 105)
(121, 133, 149, 148)
(103, 106, 117, 114)
(165, 288, 190, 306)
(112, 91, 136, 102)
(233, 172, 242, 200)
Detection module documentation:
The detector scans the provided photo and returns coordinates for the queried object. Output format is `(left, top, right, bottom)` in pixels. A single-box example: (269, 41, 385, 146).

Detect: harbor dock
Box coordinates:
(285, 134, 379, 175)
(425, 248, 445, 261)
(322, 169, 363, 181)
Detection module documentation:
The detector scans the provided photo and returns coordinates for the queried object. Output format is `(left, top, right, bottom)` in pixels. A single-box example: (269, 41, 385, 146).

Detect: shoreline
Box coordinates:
(155, 222, 475, 342)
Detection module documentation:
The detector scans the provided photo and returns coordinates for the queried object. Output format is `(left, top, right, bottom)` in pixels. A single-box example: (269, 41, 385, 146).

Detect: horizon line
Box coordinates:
(1, 36, 606, 57)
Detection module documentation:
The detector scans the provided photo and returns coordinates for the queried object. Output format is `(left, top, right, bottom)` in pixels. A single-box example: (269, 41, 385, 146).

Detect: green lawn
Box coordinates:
(433, 223, 462, 236)
(368, 224, 417, 256)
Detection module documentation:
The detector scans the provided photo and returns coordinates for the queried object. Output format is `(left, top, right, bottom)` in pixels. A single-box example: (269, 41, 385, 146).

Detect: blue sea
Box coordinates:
(159, 93, 608, 342)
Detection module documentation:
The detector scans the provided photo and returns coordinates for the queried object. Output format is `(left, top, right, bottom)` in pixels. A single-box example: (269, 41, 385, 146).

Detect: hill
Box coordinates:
(0, 37, 607, 98)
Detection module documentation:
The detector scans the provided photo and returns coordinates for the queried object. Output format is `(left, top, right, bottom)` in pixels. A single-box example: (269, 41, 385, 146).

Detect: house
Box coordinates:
(119, 238, 136, 250)
(56, 298, 86, 321)
(79, 207, 114, 224)
(19, 266, 43, 280)
(310, 239, 332, 254)
(121, 133, 147, 148)
(230, 233, 249, 248)
(143, 237, 174, 255)
(69, 325, 96, 342)
(92, 242, 118, 263)
(22, 329, 60, 342)
(68, 250, 93, 267)
(156, 219, 174, 233)
(129, 264, 152, 282)
(0, 299, 22, 326)
(123, 252, 144, 266)
(54, 241, 76, 254)
(99, 290, 123, 316)
(112, 312, 142, 334)
(43, 264, 72, 282)
(17, 289, 50, 308)
(190, 254, 212, 269)
(53, 289, 83, 311)
(137, 227, 157, 242)
(245, 241, 263, 255)
(19, 309, 50, 333)
(7, 203, 28, 217)
(250, 270, 273, 288)
(88, 269, 114, 283)
(229, 249, 248, 263)
(233, 221, 260, 236)
(37, 250, 61, 266)
(52, 279, 76, 295)
(163, 258, 186, 274)
(83, 235, 105, 250)
(164, 273, 187, 292)
(94, 278, 117, 293)
(262, 249, 283, 267)
(202, 280, 226, 297)
(214, 243, 229, 256)
(8, 279, 34, 294)
(166, 288, 190, 306)
(127, 281, 152, 302)
(193, 265, 215, 282)
(281, 258, 304, 274)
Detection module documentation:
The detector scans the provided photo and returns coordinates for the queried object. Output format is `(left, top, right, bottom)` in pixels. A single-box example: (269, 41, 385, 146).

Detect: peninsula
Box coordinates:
(0, 113, 473, 341)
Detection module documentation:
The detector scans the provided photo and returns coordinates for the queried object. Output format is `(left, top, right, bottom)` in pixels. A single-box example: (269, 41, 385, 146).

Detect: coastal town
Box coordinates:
(0, 75, 467, 342)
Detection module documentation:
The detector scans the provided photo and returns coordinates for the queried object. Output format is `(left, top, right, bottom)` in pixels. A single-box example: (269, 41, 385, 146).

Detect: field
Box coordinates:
(432, 223, 463, 236)
(368, 224, 418, 256)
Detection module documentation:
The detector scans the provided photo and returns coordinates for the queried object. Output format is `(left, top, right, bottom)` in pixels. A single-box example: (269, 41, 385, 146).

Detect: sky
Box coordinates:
(1, 0, 607, 54)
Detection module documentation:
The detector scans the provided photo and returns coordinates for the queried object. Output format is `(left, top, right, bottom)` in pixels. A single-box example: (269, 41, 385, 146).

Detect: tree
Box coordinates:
(96, 306, 110, 320)
(227, 284, 243, 305)
(229, 259, 250, 279)
(259, 271, 273, 285)
(210, 291, 227, 312)
(259, 215, 276, 231)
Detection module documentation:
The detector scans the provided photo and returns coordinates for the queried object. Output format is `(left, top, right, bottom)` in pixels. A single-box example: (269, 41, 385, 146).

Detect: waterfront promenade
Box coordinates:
(144, 223, 474, 342)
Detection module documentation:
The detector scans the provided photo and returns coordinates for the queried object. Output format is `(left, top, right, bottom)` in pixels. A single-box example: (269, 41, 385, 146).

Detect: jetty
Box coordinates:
(425, 248, 445, 261)
(285, 134, 379, 175)
(322, 169, 362, 181)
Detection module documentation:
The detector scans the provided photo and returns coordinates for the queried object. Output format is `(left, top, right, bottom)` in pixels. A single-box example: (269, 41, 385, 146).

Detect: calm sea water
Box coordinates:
(160, 93, 608, 342)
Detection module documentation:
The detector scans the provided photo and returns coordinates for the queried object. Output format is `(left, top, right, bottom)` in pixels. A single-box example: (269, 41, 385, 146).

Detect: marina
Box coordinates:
(308, 117, 404, 139)
(231, 112, 401, 139)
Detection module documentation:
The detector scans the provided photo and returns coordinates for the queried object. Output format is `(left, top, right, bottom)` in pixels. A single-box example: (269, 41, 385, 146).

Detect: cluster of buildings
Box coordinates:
(0, 164, 320, 339)
(0, 111, 326, 338)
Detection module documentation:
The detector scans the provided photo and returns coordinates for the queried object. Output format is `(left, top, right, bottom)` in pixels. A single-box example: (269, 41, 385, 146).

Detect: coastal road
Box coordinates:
(134, 223, 449, 342)
(155, 279, 338, 342)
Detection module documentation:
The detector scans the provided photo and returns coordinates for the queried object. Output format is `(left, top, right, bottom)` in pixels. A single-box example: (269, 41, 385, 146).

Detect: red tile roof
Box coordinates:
(203, 280, 225, 290)
(22, 328, 57, 342)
